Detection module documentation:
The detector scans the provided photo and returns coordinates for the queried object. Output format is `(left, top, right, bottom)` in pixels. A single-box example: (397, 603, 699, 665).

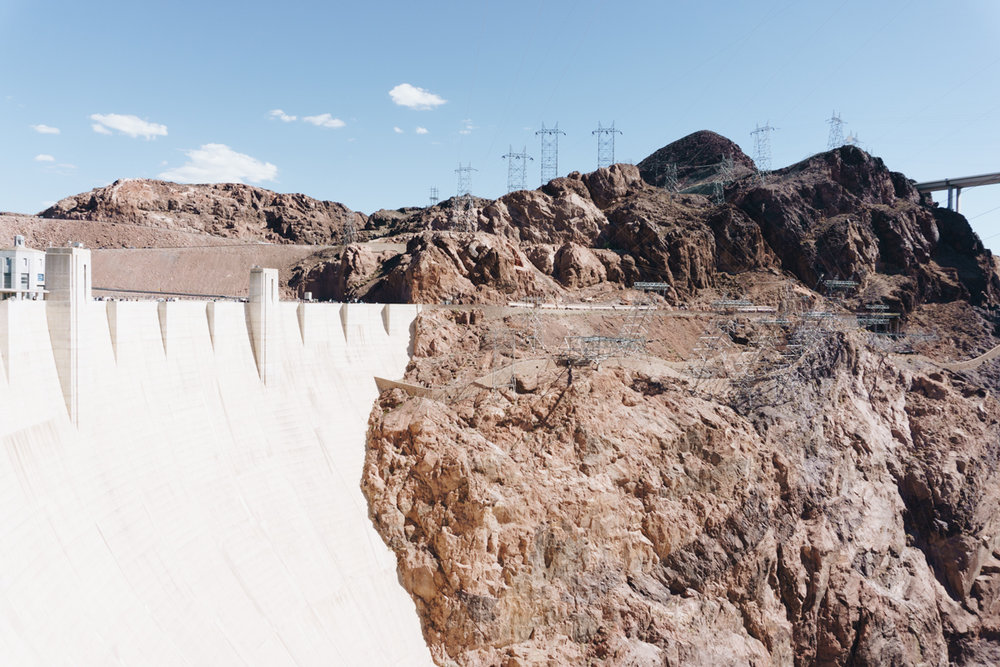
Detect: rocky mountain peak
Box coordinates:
(638, 130, 757, 190)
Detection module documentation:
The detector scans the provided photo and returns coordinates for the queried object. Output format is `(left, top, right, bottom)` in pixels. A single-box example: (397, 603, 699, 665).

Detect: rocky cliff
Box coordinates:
(40, 178, 365, 244)
(354, 133, 1000, 665)
(295, 137, 998, 313)
(363, 301, 1000, 665)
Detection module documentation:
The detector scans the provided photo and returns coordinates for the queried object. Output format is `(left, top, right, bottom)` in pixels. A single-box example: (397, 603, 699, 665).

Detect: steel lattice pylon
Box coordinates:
(827, 111, 845, 150)
(593, 122, 622, 169)
(452, 163, 478, 232)
(341, 215, 357, 244)
(455, 162, 475, 197)
(661, 162, 678, 192)
(451, 194, 477, 232)
(751, 122, 777, 182)
(502, 146, 533, 193)
(536, 122, 565, 185)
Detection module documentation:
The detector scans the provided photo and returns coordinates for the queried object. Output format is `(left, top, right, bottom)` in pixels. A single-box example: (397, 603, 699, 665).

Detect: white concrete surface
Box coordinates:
(0, 261, 431, 663)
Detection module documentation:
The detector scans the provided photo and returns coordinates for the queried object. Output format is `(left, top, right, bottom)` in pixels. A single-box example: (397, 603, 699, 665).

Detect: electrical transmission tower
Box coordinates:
(661, 162, 678, 192)
(453, 163, 478, 232)
(712, 157, 735, 204)
(827, 111, 845, 150)
(342, 215, 357, 244)
(502, 146, 533, 193)
(593, 122, 623, 169)
(456, 163, 475, 197)
(751, 122, 777, 182)
(429, 187, 439, 206)
(536, 122, 565, 185)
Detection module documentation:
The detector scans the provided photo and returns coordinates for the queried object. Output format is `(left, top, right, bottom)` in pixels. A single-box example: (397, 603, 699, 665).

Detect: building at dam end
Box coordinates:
(0, 235, 45, 299)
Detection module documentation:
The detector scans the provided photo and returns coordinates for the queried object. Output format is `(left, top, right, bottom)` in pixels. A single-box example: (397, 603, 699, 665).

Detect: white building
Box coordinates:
(0, 235, 46, 300)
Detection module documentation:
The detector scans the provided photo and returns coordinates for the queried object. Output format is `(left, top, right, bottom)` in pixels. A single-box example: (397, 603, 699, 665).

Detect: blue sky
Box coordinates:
(2, 0, 999, 252)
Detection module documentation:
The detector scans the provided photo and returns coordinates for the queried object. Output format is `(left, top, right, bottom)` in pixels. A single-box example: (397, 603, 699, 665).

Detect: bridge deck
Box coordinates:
(914, 172, 1000, 192)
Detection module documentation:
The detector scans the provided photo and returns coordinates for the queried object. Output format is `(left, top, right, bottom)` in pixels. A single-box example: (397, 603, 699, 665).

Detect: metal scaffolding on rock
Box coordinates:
(557, 284, 665, 367)
(489, 326, 517, 391)
(523, 295, 543, 351)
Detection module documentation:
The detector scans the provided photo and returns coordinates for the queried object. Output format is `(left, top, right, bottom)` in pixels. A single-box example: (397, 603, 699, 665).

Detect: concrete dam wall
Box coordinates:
(0, 249, 431, 664)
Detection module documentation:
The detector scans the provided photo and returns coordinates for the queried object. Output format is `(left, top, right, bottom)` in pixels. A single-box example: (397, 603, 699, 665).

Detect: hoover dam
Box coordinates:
(0, 247, 432, 664)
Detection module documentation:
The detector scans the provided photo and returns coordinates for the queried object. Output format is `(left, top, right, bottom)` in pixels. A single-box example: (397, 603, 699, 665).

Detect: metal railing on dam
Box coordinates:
(0, 248, 432, 665)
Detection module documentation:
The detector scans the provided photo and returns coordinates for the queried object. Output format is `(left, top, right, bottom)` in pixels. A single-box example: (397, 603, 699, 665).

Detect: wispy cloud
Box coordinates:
(269, 109, 297, 122)
(302, 113, 346, 128)
(459, 119, 477, 135)
(389, 83, 446, 110)
(159, 144, 276, 184)
(90, 113, 168, 139)
(415, 126, 429, 135)
(393, 126, 404, 134)
(33, 154, 55, 162)
(31, 124, 60, 135)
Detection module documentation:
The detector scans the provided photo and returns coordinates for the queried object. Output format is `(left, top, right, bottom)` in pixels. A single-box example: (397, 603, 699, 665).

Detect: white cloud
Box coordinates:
(415, 126, 428, 135)
(56, 163, 76, 170)
(303, 113, 345, 128)
(393, 126, 404, 134)
(159, 144, 277, 184)
(31, 124, 60, 135)
(33, 154, 55, 162)
(389, 83, 446, 110)
(269, 109, 297, 122)
(90, 113, 168, 139)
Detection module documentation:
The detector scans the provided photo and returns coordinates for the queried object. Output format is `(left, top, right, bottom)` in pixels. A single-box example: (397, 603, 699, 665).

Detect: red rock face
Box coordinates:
(364, 309, 1000, 665)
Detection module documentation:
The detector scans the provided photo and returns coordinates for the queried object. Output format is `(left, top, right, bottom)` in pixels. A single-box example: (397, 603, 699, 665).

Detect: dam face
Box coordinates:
(0, 249, 431, 664)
